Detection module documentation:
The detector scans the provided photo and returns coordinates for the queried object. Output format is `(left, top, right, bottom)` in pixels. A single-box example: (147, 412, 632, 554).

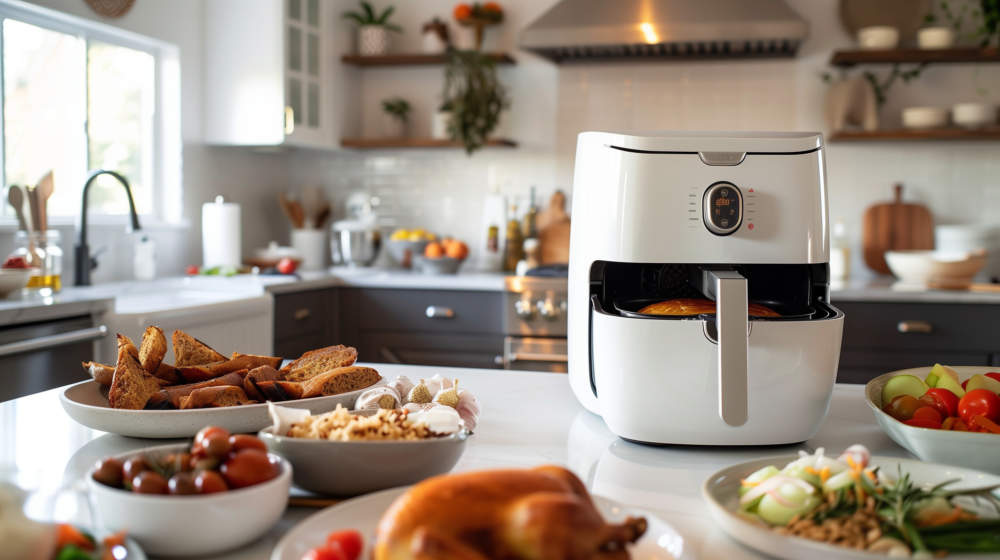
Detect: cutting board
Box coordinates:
(538, 190, 570, 265)
(862, 184, 934, 274)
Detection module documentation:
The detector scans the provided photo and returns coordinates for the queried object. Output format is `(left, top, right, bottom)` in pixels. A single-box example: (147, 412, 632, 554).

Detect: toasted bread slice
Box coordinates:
(179, 385, 252, 409)
(83, 361, 115, 386)
(117, 334, 139, 358)
(151, 362, 181, 384)
(139, 326, 167, 374)
(243, 365, 281, 400)
(301, 365, 381, 398)
(161, 371, 247, 408)
(281, 345, 358, 383)
(254, 380, 304, 401)
(108, 346, 164, 410)
(230, 352, 282, 370)
(175, 354, 274, 383)
(172, 330, 227, 367)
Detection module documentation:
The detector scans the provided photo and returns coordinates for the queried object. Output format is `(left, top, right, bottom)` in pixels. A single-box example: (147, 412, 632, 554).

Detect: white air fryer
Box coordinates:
(567, 131, 844, 445)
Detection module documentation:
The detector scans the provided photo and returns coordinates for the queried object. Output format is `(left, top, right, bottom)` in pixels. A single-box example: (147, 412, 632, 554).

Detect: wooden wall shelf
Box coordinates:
(830, 47, 1000, 67)
(340, 137, 518, 149)
(829, 128, 1000, 142)
(341, 52, 516, 66)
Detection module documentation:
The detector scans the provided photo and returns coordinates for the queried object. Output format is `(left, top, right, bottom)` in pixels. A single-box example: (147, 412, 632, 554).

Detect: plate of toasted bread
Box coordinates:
(60, 327, 384, 438)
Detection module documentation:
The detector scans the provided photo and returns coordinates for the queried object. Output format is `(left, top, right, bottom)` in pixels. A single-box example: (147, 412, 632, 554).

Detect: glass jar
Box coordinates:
(13, 230, 63, 293)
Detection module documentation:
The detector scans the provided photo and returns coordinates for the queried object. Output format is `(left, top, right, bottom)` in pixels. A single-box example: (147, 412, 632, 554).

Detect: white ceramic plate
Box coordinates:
(866, 366, 1000, 474)
(272, 487, 693, 560)
(60, 379, 379, 438)
(703, 454, 1000, 560)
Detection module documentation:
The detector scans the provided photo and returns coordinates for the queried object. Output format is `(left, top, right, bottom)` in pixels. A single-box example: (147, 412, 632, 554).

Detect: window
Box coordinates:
(0, 1, 180, 221)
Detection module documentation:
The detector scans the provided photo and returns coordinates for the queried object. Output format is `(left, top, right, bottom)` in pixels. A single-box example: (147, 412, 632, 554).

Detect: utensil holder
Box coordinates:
(291, 229, 327, 271)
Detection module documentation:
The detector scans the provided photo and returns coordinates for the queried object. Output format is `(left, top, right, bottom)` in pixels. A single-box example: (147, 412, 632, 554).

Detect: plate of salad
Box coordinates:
(703, 445, 1000, 559)
(48, 524, 146, 560)
(866, 365, 1000, 474)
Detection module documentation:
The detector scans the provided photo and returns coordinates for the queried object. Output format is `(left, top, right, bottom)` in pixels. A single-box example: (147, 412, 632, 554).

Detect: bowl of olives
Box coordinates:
(87, 426, 291, 557)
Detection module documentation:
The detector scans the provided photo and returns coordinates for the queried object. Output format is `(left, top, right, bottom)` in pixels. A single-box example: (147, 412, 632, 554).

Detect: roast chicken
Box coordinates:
(374, 465, 647, 560)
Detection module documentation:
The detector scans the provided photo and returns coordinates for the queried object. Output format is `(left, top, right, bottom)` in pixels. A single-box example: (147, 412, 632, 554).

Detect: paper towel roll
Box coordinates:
(202, 196, 241, 267)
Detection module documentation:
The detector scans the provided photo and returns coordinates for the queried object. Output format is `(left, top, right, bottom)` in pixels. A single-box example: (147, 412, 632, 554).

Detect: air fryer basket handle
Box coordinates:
(704, 269, 749, 427)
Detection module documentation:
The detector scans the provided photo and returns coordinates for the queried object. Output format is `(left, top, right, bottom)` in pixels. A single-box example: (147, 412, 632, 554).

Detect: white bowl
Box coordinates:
(88, 443, 292, 556)
(952, 102, 996, 129)
(902, 106, 949, 129)
(917, 26, 955, 49)
(865, 366, 1000, 475)
(0, 268, 37, 296)
(885, 249, 987, 289)
(857, 26, 899, 49)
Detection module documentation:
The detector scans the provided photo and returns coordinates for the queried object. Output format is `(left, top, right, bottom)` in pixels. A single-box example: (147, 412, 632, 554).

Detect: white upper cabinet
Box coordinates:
(203, 0, 343, 148)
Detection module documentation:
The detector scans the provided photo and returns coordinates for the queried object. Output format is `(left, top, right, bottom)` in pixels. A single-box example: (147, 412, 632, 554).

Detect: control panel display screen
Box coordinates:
(703, 182, 742, 235)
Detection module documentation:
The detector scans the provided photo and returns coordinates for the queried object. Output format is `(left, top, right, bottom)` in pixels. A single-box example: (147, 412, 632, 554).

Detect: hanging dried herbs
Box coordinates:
(441, 49, 509, 155)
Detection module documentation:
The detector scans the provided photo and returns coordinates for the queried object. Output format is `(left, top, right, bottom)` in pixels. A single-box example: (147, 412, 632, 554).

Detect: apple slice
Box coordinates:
(882, 374, 930, 406)
(966, 374, 1000, 395)
(925, 364, 965, 398)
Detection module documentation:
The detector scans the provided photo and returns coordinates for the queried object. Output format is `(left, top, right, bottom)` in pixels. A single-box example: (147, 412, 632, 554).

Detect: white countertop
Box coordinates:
(0, 365, 907, 560)
(831, 277, 1000, 304)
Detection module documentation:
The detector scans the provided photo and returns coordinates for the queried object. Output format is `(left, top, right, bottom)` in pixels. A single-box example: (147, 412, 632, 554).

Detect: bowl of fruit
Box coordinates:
(0, 255, 39, 296)
(866, 364, 1000, 473)
(87, 426, 291, 556)
(386, 229, 436, 269)
(414, 238, 469, 275)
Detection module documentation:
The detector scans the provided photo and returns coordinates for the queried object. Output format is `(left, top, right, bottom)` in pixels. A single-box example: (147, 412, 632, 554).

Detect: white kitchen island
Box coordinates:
(0, 365, 906, 559)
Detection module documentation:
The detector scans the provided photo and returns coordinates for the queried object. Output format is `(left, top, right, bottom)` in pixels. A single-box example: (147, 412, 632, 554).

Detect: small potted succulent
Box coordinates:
(381, 97, 411, 138)
(342, 1, 403, 56)
(452, 2, 504, 50)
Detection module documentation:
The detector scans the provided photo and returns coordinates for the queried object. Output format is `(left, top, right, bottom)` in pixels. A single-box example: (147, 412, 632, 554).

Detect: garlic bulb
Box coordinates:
(407, 379, 433, 404)
(433, 379, 460, 408)
(407, 404, 462, 435)
(455, 388, 480, 431)
(355, 386, 401, 411)
(387, 376, 415, 404)
(424, 374, 453, 396)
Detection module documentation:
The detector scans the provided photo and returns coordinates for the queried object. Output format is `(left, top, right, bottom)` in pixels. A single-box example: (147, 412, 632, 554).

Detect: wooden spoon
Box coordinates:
(36, 170, 54, 233)
(7, 185, 39, 267)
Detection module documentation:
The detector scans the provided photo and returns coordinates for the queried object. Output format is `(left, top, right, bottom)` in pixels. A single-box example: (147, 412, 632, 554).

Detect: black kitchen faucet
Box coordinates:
(74, 169, 142, 286)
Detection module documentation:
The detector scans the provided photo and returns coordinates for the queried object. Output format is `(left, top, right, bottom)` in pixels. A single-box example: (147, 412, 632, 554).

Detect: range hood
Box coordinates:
(519, 0, 808, 63)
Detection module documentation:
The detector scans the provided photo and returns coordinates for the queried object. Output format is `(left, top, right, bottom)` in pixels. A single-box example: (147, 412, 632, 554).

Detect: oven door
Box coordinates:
(503, 336, 567, 373)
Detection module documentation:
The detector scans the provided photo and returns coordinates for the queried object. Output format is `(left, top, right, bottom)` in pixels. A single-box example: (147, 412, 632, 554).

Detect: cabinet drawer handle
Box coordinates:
(284, 106, 295, 135)
(425, 306, 454, 319)
(293, 308, 311, 321)
(897, 320, 932, 334)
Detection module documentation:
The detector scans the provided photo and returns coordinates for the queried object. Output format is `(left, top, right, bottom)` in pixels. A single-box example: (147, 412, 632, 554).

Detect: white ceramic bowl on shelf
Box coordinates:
(952, 102, 996, 129)
(866, 366, 1000, 475)
(87, 443, 292, 556)
(885, 249, 987, 289)
(857, 25, 899, 49)
(917, 26, 955, 48)
(902, 106, 949, 129)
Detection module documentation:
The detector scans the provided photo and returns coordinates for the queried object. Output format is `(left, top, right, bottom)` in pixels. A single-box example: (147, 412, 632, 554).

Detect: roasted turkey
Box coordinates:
(374, 465, 647, 560)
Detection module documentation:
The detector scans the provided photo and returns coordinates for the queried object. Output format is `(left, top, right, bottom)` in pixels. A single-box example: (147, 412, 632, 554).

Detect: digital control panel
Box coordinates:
(702, 182, 743, 236)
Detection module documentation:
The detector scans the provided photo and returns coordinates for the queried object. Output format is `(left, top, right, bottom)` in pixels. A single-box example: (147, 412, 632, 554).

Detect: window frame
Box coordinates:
(0, 0, 181, 225)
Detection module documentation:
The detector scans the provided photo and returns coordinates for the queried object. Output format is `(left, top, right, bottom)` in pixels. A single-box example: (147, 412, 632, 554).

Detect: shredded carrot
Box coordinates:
(56, 524, 94, 551)
(918, 505, 964, 528)
(971, 415, 1000, 434)
(864, 469, 877, 482)
(953, 418, 970, 432)
(740, 478, 757, 487)
(819, 466, 831, 484)
(804, 466, 820, 476)
(101, 531, 127, 560)
(846, 455, 858, 470)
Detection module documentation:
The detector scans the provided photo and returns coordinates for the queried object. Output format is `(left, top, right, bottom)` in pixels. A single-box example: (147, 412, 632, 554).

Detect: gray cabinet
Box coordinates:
(273, 288, 337, 358)
(339, 288, 504, 370)
(836, 301, 1000, 384)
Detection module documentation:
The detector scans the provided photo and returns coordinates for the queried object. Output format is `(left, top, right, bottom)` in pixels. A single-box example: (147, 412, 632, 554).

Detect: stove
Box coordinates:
(502, 276, 567, 372)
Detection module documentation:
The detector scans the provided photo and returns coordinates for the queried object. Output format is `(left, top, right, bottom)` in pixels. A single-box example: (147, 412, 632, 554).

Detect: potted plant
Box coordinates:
(422, 17, 451, 54)
(342, 1, 403, 56)
(381, 97, 411, 138)
(452, 2, 504, 50)
(440, 49, 508, 154)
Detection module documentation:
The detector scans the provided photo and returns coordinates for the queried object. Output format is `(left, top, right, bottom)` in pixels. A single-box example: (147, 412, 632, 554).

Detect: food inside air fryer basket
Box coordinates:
(373, 466, 647, 559)
(637, 298, 781, 317)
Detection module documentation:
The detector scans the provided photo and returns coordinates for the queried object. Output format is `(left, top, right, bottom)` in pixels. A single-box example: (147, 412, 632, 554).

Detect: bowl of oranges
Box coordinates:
(387, 229, 437, 269)
(415, 238, 469, 275)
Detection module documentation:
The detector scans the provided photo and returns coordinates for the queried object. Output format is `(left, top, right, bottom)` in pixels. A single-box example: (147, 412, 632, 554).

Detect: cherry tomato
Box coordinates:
(958, 389, 1000, 424)
(326, 530, 363, 560)
(164, 452, 193, 472)
(221, 449, 280, 489)
(195, 426, 231, 448)
(920, 388, 960, 418)
(2, 256, 29, 269)
(884, 394, 921, 421)
(986, 372, 1000, 384)
(904, 417, 942, 429)
(229, 434, 268, 454)
(202, 433, 233, 459)
(302, 544, 346, 560)
(195, 470, 228, 494)
(276, 258, 298, 275)
(186, 265, 200, 275)
(132, 471, 169, 494)
(168, 472, 199, 495)
(92, 458, 124, 488)
(122, 456, 149, 483)
(911, 406, 943, 426)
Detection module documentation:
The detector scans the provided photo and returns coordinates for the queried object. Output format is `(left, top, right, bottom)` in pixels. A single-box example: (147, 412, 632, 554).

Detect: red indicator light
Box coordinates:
(748, 223, 755, 231)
